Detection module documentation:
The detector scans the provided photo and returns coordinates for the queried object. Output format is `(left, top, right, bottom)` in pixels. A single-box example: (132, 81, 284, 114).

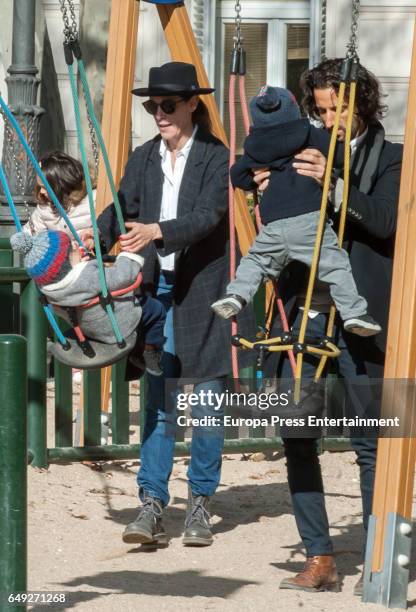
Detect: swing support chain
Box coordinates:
(230, 0, 246, 76)
(346, 0, 360, 61)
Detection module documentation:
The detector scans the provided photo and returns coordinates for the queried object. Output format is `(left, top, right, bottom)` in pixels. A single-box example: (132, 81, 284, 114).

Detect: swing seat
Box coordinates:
(49, 330, 138, 369)
(231, 333, 341, 359)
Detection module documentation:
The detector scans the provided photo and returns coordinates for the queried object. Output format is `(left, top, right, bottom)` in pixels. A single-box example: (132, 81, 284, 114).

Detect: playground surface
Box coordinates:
(27, 424, 416, 611)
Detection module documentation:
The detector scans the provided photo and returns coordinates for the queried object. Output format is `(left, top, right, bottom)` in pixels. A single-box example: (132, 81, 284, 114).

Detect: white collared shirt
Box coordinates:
(332, 126, 369, 212)
(158, 125, 198, 271)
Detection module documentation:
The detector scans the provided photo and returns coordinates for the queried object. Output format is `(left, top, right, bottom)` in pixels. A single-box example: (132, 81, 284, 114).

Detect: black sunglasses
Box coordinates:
(142, 98, 187, 116)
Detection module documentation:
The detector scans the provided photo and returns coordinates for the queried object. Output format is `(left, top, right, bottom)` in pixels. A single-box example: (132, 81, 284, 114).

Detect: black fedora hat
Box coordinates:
(132, 61, 215, 97)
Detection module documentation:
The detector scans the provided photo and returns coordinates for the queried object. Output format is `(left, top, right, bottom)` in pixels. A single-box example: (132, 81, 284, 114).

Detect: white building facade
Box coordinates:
(0, 0, 415, 157)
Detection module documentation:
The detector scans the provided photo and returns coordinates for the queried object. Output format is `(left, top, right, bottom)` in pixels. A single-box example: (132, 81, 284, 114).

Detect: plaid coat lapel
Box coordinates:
(177, 132, 208, 218)
(140, 138, 163, 223)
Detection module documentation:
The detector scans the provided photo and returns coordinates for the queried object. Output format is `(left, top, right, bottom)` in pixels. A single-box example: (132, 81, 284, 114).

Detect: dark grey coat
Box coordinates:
(98, 129, 255, 379)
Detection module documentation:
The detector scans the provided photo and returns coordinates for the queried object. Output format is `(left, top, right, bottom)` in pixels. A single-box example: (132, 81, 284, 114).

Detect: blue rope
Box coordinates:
(67, 63, 124, 345)
(0, 95, 84, 248)
(0, 160, 69, 347)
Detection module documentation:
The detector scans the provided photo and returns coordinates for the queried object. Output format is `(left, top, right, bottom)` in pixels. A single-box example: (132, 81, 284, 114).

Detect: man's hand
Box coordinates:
(119, 221, 162, 253)
(252, 167, 271, 192)
(293, 149, 327, 185)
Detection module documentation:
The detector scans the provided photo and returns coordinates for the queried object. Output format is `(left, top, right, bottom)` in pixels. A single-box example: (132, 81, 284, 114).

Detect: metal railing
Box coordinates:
(0, 238, 351, 469)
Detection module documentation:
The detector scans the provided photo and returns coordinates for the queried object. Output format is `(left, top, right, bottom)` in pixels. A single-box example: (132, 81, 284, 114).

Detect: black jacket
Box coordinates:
(270, 121, 403, 377)
(97, 129, 255, 380)
(230, 118, 343, 224)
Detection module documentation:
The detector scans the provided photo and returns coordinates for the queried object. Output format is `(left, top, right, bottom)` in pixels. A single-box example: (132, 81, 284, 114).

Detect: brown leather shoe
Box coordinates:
(279, 555, 340, 592)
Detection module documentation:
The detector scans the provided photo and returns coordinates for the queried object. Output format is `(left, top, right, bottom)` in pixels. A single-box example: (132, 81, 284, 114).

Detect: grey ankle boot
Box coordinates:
(122, 493, 168, 545)
(183, 487, 213, 546)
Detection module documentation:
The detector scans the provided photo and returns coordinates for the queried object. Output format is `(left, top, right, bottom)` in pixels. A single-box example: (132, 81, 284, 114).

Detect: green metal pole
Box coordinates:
(0, 335, 27, 612)
(20, 280, 47, 468)
(0, 249, 16, 334)
(47, 437, 352, 463)
(83, 370, 101, 446)
(139, 375, 147, 443)
(54, 362, 73, 448)
(111, 359, 130, 444)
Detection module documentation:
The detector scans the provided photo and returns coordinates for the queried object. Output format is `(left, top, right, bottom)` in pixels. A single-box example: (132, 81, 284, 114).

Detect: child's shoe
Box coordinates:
(211, 295, 246, 319)
(143, 349, 163, 376)
(344, 315, 381, 337)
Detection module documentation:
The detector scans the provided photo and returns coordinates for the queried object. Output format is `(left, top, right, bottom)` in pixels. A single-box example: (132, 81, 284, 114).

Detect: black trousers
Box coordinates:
(278, 310, 380, 557)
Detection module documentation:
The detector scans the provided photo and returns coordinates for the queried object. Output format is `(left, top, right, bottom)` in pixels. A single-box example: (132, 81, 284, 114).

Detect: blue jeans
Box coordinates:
(281, 311, 378, 557)
(140, 295, 166, 349)
(137, 272, 225, 507)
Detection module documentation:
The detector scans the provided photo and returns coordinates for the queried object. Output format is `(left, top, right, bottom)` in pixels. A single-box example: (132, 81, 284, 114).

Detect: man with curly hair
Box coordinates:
(254, 58, 403, 595)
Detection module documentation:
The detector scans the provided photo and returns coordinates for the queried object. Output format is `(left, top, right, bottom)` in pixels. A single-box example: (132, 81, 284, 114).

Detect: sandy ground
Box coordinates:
(24, 382, 416, 611)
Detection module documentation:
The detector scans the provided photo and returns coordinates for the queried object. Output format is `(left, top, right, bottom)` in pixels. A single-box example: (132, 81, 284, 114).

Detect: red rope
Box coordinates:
(82, 272, 142, 309)
(237, 76, 296, 376)
(73, 325, 86, 343)
(49, 272, 143, 310)
(238, 76, 251, 135)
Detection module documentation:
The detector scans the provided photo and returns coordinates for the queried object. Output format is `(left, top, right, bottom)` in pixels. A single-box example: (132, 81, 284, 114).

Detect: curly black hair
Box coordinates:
(300, 58, 388, 125)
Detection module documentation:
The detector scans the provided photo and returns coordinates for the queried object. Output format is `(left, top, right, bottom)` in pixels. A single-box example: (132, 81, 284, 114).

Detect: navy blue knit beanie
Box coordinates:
(250, 86, 301, 127)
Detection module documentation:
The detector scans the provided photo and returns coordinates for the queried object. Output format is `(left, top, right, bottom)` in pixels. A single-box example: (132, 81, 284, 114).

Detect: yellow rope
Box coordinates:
(314, 81, 357, 383)
(233, 74, 358, 400)
(293, 82, 348, 402)
(234, 336, 340, 358)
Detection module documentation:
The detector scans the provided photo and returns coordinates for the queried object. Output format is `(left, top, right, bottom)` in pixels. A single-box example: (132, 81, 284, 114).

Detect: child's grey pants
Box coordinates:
(227, 210, 367, 322)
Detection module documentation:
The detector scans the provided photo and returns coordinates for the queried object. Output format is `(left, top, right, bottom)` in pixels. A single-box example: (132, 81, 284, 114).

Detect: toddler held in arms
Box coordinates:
(212, 86, 381, 337)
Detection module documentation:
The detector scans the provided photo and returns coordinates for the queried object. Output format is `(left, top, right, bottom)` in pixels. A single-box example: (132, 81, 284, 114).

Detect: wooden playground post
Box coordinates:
(95, 0, 139, 423)
(363, 18, 416, 608)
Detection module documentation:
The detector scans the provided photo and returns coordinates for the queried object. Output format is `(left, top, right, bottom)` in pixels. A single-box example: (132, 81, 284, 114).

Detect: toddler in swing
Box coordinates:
(11, 230, 166, 375)
(212, 86, 381, 337)
(24, 150, 96, 237)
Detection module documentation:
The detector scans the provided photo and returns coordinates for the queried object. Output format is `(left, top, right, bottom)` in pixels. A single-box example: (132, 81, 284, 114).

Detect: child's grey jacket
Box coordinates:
(41, 252, 144, 343)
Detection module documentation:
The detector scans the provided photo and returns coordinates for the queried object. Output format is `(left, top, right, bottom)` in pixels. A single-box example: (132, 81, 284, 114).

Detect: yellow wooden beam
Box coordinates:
(95, 0, 139, 413)
(95, 0, 139, 214)
(370, 18, 416, 572)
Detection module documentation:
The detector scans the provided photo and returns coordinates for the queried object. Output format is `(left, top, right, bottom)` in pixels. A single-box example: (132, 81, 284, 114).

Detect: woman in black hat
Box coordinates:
(82, 61, 253, 547)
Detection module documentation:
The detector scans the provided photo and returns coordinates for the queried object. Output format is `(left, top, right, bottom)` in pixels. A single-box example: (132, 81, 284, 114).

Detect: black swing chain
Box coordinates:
(346, 0, 360, 61)
(59, 0, 78, 44)
(58, 0, 100, 175)
(233, 0, 243, 51)
(230, 1, 246, 75)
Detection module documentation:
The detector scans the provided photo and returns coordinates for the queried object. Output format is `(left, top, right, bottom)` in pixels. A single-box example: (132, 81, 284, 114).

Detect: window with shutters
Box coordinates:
(217, 1, 310, 154)
(222, 23, 268, 154)
(286, 24, 310, 103)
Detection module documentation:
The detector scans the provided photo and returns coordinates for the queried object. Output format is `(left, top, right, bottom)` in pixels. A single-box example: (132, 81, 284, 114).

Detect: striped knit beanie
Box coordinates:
(10, 230, 72, 286)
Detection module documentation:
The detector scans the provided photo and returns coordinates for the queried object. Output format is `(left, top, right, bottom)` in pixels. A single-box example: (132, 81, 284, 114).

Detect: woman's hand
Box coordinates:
(79, 227, 95, 257)
(252, 168, 271, 192)
(293, 149, 327, 185)
(119, 221, 162, 253)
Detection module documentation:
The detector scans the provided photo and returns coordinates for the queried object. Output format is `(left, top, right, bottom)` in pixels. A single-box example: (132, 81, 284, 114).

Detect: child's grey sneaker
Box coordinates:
(344, 315, 381, 337)
(211, 295, 245, 319)
(143, 349, 163, 376)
